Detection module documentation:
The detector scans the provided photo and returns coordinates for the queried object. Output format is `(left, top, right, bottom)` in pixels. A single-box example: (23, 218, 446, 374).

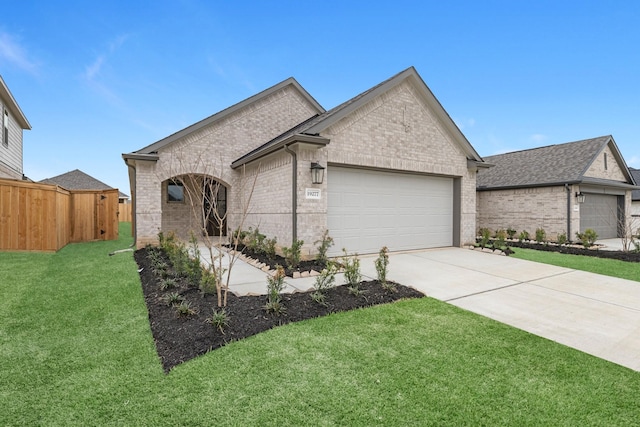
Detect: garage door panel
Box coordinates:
(580, 193, 619, 239)
(328, 167, 453, 255)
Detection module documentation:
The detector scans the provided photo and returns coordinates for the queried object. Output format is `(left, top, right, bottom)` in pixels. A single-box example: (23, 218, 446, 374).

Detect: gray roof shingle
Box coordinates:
(40, 169, 129, 198)
(477, 136, 615, 189)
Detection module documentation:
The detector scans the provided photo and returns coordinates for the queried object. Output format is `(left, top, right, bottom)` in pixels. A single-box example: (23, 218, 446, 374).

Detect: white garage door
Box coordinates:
(580, 193, 619, 239)
(327, 167, 453, 256)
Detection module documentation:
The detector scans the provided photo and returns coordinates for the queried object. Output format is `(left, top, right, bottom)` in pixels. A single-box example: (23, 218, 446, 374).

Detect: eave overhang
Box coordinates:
(231, 134, 330, 169)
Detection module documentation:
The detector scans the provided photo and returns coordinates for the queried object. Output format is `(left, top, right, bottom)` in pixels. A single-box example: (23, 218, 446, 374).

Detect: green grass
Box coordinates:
(1, 225, 640, 425)
(510, 247, 640, 282)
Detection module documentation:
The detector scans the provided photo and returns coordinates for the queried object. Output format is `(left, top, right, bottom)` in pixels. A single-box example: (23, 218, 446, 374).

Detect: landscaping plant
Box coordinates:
(264, 265, 286, 315)
(519, 230, 530, 242)
(341, 249, 362, 295)
(506, 227, 517, 239)
(282, 239, 304, 270)
(208, 308, 229, 333)
(478, 227, 491, 248)
(315, 229, 334, 264)
(494, 229, 507, 250)
(535, 228, 546, 243)
(264, 236, 277, 262)
(375, 246, 394, 291)
(576, 228, 598, 248)
(311, 262, 338, 305)
(557, 232, 568, 245)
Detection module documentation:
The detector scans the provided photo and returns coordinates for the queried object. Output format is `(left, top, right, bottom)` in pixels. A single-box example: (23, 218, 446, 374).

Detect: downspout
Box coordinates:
(565, 184, 571, 242)
(126, 161, 137, 248)
(283, 144, 297, 245)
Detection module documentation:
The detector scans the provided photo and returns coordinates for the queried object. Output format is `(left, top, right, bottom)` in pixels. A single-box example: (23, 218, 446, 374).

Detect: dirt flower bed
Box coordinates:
(135, 247, 424, 372)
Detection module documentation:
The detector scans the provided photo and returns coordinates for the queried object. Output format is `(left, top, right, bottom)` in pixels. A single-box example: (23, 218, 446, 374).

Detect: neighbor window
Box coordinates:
(2, 109, 7, 147)
(167, 180, 184, 202)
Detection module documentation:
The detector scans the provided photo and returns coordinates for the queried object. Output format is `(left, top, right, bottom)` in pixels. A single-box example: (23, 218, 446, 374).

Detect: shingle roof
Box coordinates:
(630, 168, 640, 201)
(40, 169, 129, 198)
(477, 136, 621, 189)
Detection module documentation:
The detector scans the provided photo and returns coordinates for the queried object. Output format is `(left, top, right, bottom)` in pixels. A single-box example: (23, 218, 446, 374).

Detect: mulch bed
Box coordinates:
(506, 240, 640, 262)
(225, 243, 327, 277)
(135, 247, 424, 372)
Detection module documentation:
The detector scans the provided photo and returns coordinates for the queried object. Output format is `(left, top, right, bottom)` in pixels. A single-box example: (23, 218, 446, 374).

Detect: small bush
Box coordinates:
(506, 227, 517, 239)
(519, 230, 530, 242)
(341, 249, 362, 293)
(164, 292, 184, 306)
(375, 246, 394, 291)
(535, 228, 546, 243)
(494, 229, 507, 250)
(264, 266, 286, 315)
(315, 230, 334, 264)
(282, 239, 304, 270)
(245, 227, 266, 254)
(175, 301, 196, 317)
(264, 237, 277, 262)
(312, 262, 337, 305)
(478, 228, 492, 248)
(160, 277, 177, 290)
(199, 267, 222, 295)
(576, 228, 598, 248)
(231, 228, 248, 246)
(208, 308, 229, 333)
(557, 232, 568, 245)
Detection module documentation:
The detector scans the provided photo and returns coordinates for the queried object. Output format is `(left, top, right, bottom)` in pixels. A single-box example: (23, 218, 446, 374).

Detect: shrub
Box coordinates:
(341, 249, 362, 295)
(231, 228, 248, 246)
(160, 277, 177, 290)
(557, 232, 568, 245)
(264, 237, 277, 262)
(519, 230, 530, 242)
(311, 262, 338, 305)
(208, 308, 229, 333)
(164, 292, 184, 306)
(506, 227, 517, 239)
(282, 239, 304, 270)
(199, 267, 222, 295)
(535, 228, 546, 243)
(576, 228, 598, 248)
(478, 228, 492, 248)
(264, 265, 286, 315)
(494, 229, 507, 250)
(246, 227, 266, 254)
(175, 301, 196, 317)
(375, 246, 394, 291)
(315, 230, 334, 264)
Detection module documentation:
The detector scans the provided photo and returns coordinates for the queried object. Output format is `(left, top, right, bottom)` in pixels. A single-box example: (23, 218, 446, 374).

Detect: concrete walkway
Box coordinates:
(200, 244, 640, 371)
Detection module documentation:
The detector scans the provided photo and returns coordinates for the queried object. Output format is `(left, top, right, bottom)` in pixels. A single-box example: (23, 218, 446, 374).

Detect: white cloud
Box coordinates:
(530, 133, 547, 143)
(81, 34, 130, 105)
(0, 31, 39, 74)
(454, 117, 476, 130)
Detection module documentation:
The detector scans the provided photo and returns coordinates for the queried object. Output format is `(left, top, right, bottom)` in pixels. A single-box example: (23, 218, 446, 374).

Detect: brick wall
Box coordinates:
(585, 144, 627, 181)
(477, 185, 577, 240)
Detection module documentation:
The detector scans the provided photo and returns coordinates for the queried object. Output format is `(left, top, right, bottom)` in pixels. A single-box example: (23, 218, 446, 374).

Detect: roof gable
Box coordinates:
(133, 78, 324, 155)
(0, 75, 31, 130)
(631, 168, 640, 201)
(477, 135, 635, 190)
(232, 67, 483, 167)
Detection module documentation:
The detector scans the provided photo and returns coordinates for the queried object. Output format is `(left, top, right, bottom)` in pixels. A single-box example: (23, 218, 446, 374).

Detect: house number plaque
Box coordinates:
(305, 188, 321, 199)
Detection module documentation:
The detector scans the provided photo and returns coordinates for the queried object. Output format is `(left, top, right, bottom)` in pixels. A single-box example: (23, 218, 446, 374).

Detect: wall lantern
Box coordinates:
(575, 192, 586, 203)
(310, 162, 325, 184)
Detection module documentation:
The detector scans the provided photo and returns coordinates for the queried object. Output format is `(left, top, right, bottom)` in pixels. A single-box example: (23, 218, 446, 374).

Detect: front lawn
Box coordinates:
(510, 247, 640, 282)
(1, 224, 639, 425)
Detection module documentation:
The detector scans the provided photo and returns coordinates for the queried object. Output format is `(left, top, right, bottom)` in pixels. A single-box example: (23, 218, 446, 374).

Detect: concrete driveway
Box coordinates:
(357, 248, 640, 372)
(213, 245, 640, 371)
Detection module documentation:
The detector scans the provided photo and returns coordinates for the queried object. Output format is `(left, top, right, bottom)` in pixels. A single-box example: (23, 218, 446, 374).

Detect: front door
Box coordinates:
(204, 179, 227, 236)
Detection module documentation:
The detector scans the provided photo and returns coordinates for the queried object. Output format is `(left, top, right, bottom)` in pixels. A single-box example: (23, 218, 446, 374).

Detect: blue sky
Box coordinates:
(2, 1, 639, 195)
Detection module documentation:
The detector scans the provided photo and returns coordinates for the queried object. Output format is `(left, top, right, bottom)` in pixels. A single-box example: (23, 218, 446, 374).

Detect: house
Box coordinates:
(123, 67, 487, 256)
(476, 136, 638, 240)
(40, 169, 130, 203)
(631, 168, 640, 218)
(0, 76, 31, 180)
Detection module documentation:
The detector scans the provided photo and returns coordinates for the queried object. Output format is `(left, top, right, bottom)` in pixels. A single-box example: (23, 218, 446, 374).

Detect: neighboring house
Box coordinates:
(40, 169, 129, 203)
(477, 136, 638, 240)
(0, 76, 31, 180)
(123, 67, 487, 256)
(631, 168, 640, 218)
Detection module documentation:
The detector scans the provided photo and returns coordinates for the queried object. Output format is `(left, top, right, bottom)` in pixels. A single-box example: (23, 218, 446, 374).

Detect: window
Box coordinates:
(167, 180, 184, 202)
(2, 109, 7, 148)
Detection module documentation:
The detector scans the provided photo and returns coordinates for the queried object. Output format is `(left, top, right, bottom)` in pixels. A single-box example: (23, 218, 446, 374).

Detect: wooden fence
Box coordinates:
(0, 178, 120, 251)
(118, 202, 132, 222)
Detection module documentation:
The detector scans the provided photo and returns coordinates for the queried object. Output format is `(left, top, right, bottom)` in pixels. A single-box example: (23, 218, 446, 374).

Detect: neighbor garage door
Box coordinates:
(327, 167, 453, 255)
(580, 193, 619, 239)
